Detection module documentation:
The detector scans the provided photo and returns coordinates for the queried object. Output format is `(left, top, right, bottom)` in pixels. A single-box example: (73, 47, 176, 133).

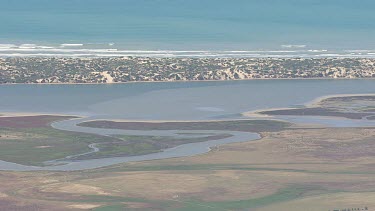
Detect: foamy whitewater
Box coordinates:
(1, 43, 375, 58)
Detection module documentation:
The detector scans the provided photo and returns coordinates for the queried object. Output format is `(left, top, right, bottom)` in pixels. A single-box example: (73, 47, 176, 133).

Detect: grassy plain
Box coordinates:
(0, 127, 112, 165)
(0, 98, 375, 211)
(0, 115, 235, 164)
(78, 119, 291, 133)
(0, 127, 374, 210)
(76, 134, 232, 159)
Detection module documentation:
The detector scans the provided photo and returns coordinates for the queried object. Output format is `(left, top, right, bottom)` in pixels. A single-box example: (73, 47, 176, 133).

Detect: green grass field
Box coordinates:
(90, 185, 322, 211)
(0, 115, 236, 165)
(79, 119, 291, 133)
(73, 134, 232, 160)
(0, 127, 118, 166)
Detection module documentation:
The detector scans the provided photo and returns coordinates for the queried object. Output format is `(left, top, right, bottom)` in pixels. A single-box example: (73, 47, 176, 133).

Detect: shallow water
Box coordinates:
(1, 80, 374, 120)
(0, 80, 374, 171)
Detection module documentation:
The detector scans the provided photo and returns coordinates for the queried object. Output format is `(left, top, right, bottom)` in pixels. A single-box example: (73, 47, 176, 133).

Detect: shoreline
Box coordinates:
(1, 77, 374, 86)
(2, 93, 375, 123)
(242, 93, 375, 119)
(0, 112, 285, 124)
(0, 112, 84, 118)
(306, 93, 375, 107)
(2, 52, 375, 58)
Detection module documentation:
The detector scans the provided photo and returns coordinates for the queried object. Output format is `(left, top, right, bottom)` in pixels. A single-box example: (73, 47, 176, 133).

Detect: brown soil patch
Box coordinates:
(0, 115, 76, 128)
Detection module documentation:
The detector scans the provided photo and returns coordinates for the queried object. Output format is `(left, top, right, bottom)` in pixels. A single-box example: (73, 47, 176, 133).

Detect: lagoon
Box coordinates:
(1, 79, 374, 120)
(0, 79, 374, 171)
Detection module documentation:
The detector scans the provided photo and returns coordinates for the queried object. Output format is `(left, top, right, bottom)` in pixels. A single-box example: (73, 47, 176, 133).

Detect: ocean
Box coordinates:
(1, 0, 375, 57)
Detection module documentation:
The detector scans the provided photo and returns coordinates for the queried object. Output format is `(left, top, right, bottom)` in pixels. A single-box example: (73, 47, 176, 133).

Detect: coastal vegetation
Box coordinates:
(0, 127, 374, 210)
(0, 126, 118, 166)
(0, 116, 270, 165)
(78, 119, 291, 133)
(72, 134, 232, 160)
(1, 57, 374, 84)
(257, 95, 375, 120)
(0, 95, 374, 210)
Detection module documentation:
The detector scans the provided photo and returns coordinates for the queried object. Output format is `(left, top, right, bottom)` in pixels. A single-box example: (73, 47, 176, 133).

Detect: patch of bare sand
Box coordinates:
(89, 172, 207, 199)
(101, 71, 114, 83)
(67, 204, 102, 209)
(34, 145, 52, 149)
(41, 179, 59, 184)
(123, 202, 153, 209)
(42, 183, 110, 196)
(213, 170, 240, 179)
(0, 134, 22, 140)
(77, 171, 281, 201)
(0, 192, 8, 198)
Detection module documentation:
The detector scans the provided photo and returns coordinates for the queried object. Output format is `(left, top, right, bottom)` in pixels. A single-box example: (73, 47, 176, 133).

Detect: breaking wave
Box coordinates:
(1, 43, 375, 58)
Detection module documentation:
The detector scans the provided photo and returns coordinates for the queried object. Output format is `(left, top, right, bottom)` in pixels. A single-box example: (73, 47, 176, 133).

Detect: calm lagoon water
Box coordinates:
(1, 79, 374, 120)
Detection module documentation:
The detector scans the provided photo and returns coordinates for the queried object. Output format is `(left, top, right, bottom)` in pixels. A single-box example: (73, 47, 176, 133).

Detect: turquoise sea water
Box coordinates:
(1, 0, 375, 56)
